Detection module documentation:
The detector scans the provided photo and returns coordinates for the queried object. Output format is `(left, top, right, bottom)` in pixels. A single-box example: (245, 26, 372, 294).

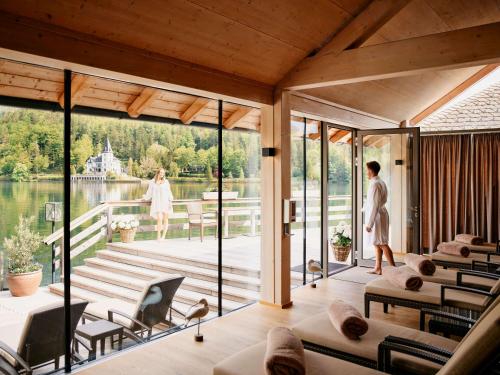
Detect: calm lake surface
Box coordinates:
(0, 179, 349, 286)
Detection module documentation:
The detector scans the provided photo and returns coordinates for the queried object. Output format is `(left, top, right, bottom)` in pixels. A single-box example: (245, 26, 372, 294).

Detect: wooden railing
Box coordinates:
(42, 195, 351, 279)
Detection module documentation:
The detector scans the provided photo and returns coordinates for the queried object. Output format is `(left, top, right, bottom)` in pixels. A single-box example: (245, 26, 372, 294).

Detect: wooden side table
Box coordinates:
(76, 320, 124, 360)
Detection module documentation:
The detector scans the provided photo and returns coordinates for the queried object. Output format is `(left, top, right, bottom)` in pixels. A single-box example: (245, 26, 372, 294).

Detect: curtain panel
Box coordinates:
(421, 133, 500, 251)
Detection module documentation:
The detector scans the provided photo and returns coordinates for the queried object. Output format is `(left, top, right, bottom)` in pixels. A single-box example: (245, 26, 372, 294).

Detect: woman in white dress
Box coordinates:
(142, 168, 174, 241)
(365, 161, 395, 275)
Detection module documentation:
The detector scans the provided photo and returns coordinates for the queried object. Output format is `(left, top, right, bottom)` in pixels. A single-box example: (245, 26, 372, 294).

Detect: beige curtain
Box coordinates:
(421, 133, 500, 251)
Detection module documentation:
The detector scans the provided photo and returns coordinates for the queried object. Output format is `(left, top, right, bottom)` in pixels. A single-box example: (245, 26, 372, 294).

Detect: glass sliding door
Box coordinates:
(356, 128, 420, 266)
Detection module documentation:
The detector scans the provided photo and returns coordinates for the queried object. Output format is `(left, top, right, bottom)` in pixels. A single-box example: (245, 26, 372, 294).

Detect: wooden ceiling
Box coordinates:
(0, 0, 499, 123)
(0, 59, 260, 131)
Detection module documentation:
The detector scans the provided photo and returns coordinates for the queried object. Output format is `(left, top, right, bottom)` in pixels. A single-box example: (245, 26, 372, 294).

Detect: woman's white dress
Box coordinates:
(365, 176, 389, 245)
(142, 179, 174, 217)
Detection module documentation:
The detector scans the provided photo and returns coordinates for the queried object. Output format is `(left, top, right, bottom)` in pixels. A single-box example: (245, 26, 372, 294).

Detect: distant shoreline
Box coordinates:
(0, 175, 262, 183)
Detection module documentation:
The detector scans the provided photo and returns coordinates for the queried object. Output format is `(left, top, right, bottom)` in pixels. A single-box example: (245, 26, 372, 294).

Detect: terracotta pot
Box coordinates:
(7, 269, 43, 297)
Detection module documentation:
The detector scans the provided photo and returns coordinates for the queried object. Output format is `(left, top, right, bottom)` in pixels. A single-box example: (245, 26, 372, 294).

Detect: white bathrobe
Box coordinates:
(142, 179, 174, 217)
(365, 176, 389, 245)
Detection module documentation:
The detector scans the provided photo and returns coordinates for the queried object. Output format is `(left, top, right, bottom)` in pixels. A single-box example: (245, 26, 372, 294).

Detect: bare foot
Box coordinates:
(367, 269, 381, 275)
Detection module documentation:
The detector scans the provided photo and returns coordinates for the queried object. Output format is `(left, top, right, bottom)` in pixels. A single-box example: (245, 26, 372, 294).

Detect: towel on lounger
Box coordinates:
(455, 234, 483, 245)
(328, 300, 368, 340)
(404, 253, 436, 276)
(437, 242, 470, 257)
(264, 327, 305, 375)
(383, 266, 423, 291)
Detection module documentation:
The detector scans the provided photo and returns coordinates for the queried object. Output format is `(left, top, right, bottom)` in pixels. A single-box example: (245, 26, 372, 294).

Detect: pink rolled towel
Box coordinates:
(383, 266, 423, 291)
(437, 242, 470, 258)
(404, 253, 436, 276)
(328, 300, 368, 340)
(455, 234, 483, 245)
(265, 327, 305, 375)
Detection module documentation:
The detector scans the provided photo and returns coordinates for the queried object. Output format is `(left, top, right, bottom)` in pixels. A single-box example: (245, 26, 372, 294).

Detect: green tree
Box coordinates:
(11, 163, 30, 181)
(32, 155, 49, 175)
(169, 161, 180, 178)
(139, 156, 159, 179)
(71, 134, 94, 171)
(127, 157, 134, 176)
(174, 146, 196, 172)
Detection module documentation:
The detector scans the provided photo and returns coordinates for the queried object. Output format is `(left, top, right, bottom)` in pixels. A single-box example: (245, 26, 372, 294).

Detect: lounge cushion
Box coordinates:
(85, 298, 137, 329)
(213, 342, 382, 375)
(399, 266, 496, 289)
(454, 241, 497, 254)
(365, 278, 489, 311)
(430, 251, 499, 265)
(292, 312, 458, 375)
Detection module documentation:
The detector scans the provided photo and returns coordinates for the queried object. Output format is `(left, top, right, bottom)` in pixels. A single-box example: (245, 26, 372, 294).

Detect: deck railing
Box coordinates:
(42, 196, 351, 281)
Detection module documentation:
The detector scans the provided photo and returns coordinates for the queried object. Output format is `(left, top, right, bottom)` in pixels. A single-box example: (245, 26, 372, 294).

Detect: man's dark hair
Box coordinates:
(366, 161, 381, 175)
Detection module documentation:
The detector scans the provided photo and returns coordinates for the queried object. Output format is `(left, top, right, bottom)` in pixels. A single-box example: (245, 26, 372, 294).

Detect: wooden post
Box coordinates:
(106, 206, 113, 242)
(250, 209, 256, 237)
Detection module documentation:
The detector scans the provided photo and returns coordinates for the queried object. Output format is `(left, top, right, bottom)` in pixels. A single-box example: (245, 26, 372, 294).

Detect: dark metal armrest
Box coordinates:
(472, 260, 500, 273)
(0, 340, 32, 374)
(384, 336, 453, 358)
(457, 270, 500, 287)
(72, 334, 93, 362)
(487, 253, 500, 262)
(441, 284, 493, 305)
(170, 305, 185, 318)
(108, 309, 152, 338)
(378, 337, 449, 372)
(419, 308, 476, 330)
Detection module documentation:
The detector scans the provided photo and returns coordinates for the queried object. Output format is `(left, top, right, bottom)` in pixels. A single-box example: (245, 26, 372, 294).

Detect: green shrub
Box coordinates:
(4, 216, 42, 274)
(11, 163, 30, 181)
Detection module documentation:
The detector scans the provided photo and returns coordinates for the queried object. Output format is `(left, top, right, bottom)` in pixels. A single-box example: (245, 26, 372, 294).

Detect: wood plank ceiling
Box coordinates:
(0, 0, 499, 123)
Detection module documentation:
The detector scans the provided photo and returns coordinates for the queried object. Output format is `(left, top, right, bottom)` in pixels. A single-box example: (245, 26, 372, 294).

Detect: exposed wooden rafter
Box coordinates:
(329, 129, 350, 143)
(127, 87, 161, 118)
(410, 64, 499, 125)
(58, 74, 88, 108)
(180, 97, 211, 124)
(223, 107, 254, 129)
(283, 22, 500, 90)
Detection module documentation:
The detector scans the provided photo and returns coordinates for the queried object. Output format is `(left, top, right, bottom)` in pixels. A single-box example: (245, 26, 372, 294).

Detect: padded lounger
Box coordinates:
(430, 251, 500, 269)
(292, 311, 458, 374)
(212, 342, 382, 375)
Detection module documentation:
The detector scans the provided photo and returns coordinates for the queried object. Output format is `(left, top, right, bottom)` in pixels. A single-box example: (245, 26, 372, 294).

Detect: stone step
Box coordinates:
(76, 263, 258, 304)
(96, 250, 261, 292)
(66, 274, 240, 313)
(107, 242, 261, 278)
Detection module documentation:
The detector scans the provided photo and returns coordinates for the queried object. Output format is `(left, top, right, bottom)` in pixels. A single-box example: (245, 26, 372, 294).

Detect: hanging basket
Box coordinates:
(120, 228, 136, 243)
(330, 244, 351, 262)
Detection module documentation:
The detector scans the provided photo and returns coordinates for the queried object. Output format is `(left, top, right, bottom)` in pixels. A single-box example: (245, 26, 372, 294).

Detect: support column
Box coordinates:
(260, 90, 292, 308)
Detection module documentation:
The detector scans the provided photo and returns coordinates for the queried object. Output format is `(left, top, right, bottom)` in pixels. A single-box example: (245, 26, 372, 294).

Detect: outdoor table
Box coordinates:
(75, 320, 123, 360)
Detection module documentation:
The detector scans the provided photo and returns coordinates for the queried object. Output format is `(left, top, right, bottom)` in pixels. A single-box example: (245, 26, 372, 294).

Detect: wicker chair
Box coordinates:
(0, 300, 89, 374)
(187, 202, 217, 242)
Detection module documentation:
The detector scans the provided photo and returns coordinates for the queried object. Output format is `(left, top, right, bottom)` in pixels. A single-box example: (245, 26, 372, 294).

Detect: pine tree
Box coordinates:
(127, 157, 134, 176)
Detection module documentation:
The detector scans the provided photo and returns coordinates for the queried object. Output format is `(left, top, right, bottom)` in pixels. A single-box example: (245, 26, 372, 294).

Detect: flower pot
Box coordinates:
(7, 269, 42, 297)
(120, 228, 136, 243)
(202, 191, 239, 200)
(330, 244, 351, 262)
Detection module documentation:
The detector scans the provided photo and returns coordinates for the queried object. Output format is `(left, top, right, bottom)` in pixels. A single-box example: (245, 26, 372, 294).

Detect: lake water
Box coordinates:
(0, 179, 349, 286)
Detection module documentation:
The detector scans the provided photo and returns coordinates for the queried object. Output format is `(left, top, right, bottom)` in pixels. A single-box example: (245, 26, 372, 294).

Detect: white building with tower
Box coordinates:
(85, 138, 122, 176)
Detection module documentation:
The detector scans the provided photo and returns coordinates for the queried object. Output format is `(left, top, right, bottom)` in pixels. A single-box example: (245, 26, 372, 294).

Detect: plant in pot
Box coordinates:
(4, 216, 43, 297)
(111, 216, 140, 243)
(330, 222, 352, 262)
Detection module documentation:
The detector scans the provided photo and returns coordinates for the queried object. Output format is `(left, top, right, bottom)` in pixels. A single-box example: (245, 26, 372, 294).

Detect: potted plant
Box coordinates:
(4, 216, 43, 297)
(111, 216, 140, 243)
(202, 181, 239, 200)
(330, 222, 352, 262)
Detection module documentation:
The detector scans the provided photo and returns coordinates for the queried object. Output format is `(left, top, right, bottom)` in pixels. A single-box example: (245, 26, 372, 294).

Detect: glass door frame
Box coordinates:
(354, 127, 420, 267)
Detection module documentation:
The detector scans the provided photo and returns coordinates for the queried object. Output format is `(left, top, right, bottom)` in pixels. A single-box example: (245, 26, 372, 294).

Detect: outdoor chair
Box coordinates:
(83, 275, 185, 342)
(187, 202, 217, 242)
(364, 271, 500, 318)
(215, 298, 500, 375)
(0, 300, 89, 375)
(430, 250, 500, 270)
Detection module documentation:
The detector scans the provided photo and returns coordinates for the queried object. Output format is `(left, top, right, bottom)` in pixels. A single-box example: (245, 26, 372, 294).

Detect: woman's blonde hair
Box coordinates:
(154, 168, 166, 183)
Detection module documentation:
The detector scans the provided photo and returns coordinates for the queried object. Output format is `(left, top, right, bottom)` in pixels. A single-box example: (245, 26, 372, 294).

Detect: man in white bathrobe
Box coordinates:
(365, 161, 395, 275)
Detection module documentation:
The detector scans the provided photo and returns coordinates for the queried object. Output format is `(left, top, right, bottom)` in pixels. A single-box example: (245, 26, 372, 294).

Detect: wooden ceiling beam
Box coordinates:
(0, 12, 273, 105)
(223, 107, 254, 129)
(410, 64, 499, 125)
(127, 87, 161, 118)
(180, 97, 211, 124)
(58, 74, 88, 108)
(329, 129, 350, 143)
(283, 22, 500, 90)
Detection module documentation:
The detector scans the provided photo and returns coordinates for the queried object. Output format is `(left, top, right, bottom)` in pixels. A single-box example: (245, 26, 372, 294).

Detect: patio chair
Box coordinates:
(430, 250, 500, 270)
(83, 275, 185, 342)
(0, 300, 89, 374)
(364, 271, 500, 318)
(187, 202, 217, 242)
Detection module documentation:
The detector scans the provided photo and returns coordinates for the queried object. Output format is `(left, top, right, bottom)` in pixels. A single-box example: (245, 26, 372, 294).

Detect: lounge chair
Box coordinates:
(0, 300, 89, 374)
(187, 202, 217, 242)
(215, 300, 500, 375)
(83, 275, 184, 342)
(364, 271, 499, 318)
(399, 265, 499, 291)
(213, 341, 382, 375)
(430, 250, 500, 270)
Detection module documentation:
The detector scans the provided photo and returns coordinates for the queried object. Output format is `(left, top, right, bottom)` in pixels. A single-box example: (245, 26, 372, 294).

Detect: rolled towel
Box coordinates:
(437, 242, 470, 257)
(455, 234, 483, 245)
(328, 300, 368, 340)
(404, 253, 436, 276)
(265, 327, 305, 375)
(383, 266, 423, 291)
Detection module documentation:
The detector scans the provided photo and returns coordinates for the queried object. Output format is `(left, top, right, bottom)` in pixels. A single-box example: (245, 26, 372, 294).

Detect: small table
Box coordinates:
(76, 320, 124, 360)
